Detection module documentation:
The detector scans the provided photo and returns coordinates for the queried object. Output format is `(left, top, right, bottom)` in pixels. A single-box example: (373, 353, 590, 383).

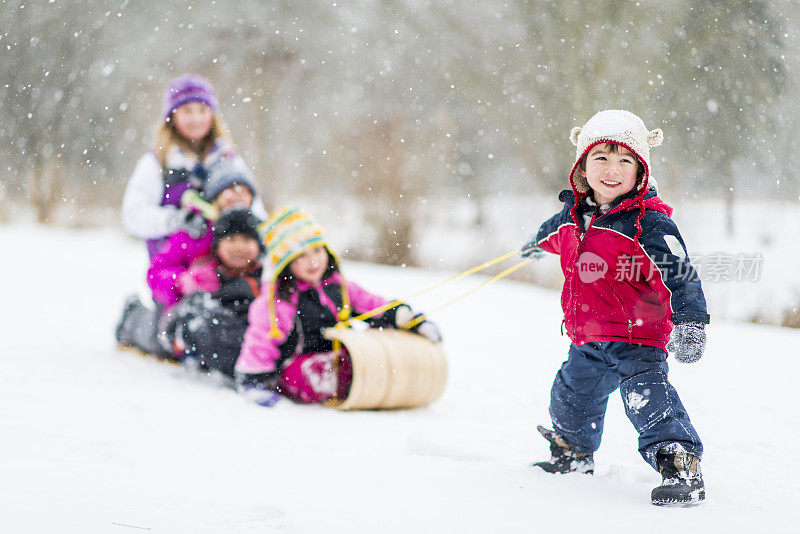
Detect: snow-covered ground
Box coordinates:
(1, 224, 798, 533)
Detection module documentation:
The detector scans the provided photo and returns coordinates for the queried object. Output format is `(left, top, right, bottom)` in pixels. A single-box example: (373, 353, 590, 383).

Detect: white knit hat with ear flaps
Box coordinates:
(568, 110, 664, 195)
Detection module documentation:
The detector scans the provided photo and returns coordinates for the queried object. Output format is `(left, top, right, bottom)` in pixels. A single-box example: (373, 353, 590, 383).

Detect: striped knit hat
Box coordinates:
(261, 206, 332, 275)
(162, 74, 219, 120)
(260, 206, 351, 337)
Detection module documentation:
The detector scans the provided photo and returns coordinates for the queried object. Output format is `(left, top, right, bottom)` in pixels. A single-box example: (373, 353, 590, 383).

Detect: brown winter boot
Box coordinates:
(532, 425, 594, 475)
(651, 443, 705, 506)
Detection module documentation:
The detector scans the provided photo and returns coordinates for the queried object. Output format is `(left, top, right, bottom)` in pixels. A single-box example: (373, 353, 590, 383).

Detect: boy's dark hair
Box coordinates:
(578, 142, 646, 184)
(275, 249, 339, 301)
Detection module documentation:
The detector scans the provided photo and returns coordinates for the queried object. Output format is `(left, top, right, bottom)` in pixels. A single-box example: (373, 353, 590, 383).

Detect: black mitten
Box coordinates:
(520, 235, 546, 260)
(168, 208, 208, 239)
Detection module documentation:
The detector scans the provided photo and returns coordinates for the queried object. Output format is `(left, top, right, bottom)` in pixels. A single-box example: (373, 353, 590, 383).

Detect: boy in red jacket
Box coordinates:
(521, 110, 709, 506)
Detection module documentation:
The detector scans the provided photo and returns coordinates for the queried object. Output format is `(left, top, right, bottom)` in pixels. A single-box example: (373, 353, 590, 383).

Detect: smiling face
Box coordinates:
(580, 143, 641, 205)
(213, 184, 253, 212)
(171, 101, 214, 143)
(216, 234, 260, 271)
(289, 246, 330, 285)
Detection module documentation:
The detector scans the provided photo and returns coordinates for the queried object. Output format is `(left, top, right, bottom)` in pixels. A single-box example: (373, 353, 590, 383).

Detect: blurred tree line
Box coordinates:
(0, 0, 795, 263)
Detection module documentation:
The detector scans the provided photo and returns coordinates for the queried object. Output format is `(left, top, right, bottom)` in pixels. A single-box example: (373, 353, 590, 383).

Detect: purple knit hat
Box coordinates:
(162, 74, 219, 119)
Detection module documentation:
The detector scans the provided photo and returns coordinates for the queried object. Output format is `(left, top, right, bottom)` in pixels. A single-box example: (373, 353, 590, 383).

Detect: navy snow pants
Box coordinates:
(549, 341, 702, 470)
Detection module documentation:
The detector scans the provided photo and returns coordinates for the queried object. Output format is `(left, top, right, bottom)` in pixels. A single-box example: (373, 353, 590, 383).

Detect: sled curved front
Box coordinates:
(323, 328, 447, 410)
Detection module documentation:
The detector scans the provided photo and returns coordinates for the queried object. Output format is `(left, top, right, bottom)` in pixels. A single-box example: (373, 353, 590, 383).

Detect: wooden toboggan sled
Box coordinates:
(324, 327, 448, 410)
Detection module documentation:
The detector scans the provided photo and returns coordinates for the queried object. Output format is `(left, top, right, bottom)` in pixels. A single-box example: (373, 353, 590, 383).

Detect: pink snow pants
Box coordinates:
(278, 351, 353, 404)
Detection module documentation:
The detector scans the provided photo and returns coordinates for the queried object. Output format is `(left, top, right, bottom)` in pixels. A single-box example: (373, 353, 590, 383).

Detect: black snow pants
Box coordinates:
(165, 292, 249, 378)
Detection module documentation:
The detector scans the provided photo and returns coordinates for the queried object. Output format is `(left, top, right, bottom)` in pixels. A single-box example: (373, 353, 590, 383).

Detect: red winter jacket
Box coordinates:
(535, 187, 709, 351)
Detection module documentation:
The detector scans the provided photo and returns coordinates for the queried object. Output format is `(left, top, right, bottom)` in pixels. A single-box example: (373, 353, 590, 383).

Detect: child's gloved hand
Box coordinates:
(667, 322, 706, 363)
(235, 372, 281, 407)
(416, 321, 443, 343)
(240, 384, 281, 407)
(180, 189, 219, 221)
(169, 207, 207, 239)
(520, 235, 547, 260)
(395, 305, 442, 343)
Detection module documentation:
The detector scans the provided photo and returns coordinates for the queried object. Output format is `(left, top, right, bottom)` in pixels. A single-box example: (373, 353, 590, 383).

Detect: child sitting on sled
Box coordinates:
(519, 110, 709, 506)
(115, 160, 260, 356)
(234, 207, 441, 407)
(158, 208, 264, 378)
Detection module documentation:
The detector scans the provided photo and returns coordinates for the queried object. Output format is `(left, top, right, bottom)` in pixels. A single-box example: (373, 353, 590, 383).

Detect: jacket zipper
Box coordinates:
(568, 213, 595, 340)
(606, 279, 635, 343)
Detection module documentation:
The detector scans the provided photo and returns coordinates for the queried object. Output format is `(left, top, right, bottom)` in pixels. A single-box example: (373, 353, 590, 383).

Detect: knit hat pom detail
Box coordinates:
(647, 128, 664, 148)
(569, 127, 582, 147)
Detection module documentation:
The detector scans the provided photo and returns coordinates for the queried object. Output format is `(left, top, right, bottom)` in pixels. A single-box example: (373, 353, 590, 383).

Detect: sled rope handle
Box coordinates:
(337, 248, 529, 330)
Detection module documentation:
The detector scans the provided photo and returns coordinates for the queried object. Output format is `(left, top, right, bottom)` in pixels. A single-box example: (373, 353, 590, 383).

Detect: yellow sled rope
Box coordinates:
(337, 248, 532, 331)
(326, 249, 531, 407)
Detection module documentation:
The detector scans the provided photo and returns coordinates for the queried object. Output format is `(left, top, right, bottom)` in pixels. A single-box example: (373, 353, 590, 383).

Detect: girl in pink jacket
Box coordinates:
(235, 207, 441, 407)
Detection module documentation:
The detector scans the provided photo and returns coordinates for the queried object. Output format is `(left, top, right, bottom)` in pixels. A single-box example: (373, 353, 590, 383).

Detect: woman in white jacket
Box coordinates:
(121, 74, 267, 256)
